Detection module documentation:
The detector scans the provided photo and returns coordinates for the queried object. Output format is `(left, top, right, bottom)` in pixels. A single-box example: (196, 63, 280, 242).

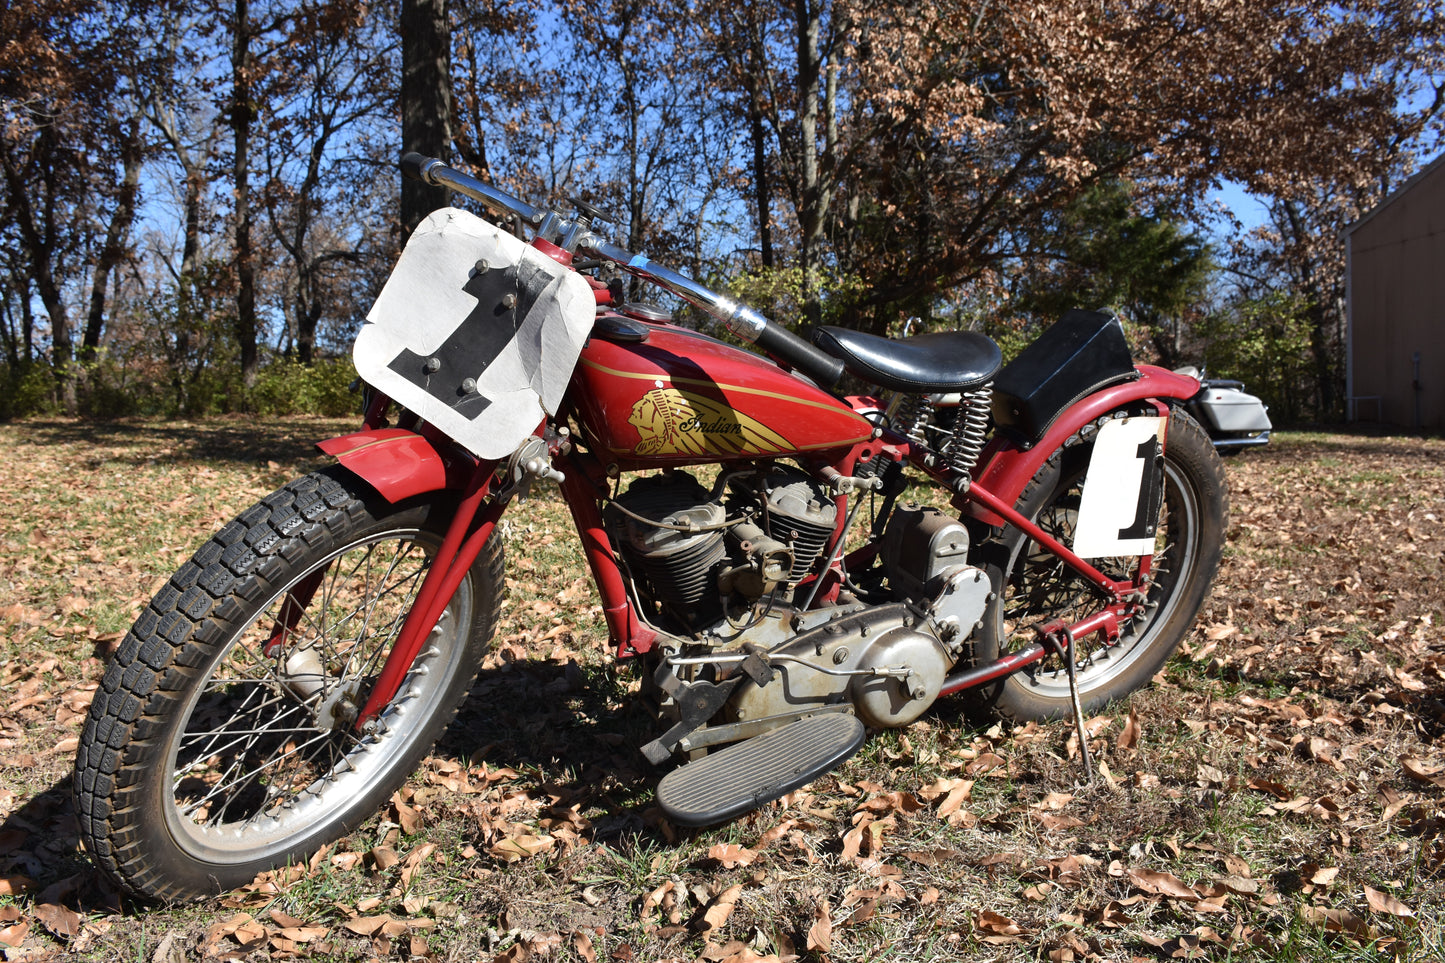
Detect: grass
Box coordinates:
(0, 419, 1443, 961)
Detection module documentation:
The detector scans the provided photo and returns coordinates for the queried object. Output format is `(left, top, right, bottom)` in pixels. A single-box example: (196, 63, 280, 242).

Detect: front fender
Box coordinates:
(317, 428, 458, 503)
(970, 365, 1200, 519)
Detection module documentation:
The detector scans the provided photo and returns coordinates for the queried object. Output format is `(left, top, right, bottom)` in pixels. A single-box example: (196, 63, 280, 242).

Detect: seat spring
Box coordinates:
(898, 394, 934, 448)
(945, 382, 992, 479)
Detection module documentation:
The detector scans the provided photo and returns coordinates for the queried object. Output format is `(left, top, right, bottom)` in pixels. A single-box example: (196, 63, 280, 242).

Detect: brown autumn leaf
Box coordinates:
(488, 834, 555, 863)
(976, 909, 1026, 943)
(343, 915, 398, 936)
(857, 790, 924, 813)
(275, 924, 329, 943)
(1117, 706, 1141, 751)
(754, 818, 799, 848)
(572, 930, 597, 963)
(1247, 777, 1294, 800)
(1363, 886, 1415, 919)
(806, 901, 832, 952)
(399, 842, 437, 885)
(1093, 900, 1132, 928)
(369, 845, 399, 871)
(1127, 868, 1199, 902)
(32, 903, 82, 940)
(1036, 811, 1086, 831)
(707, 843, 758, 868)
(0, 921, 28, 948)
(1298, 905, 1377, 941)
(640, 880, 677, 924)
(966, 752, 1007, 775)
(391, 794, 424, 834)
(1400, 757, 1445, 788)
(1196, 764, 1226, 786)
(699, 883, 743, 936)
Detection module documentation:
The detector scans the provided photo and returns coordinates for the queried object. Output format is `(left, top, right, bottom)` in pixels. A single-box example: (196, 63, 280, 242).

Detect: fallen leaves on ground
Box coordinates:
(1, 425, 1444, 960)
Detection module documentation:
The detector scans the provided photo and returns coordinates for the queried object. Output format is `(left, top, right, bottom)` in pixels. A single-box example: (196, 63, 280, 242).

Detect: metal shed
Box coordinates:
(1345, 153, 1445, 430)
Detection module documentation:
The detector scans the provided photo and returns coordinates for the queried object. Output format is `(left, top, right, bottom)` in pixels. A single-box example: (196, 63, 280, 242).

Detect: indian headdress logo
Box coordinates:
(629, 387, 791, 456)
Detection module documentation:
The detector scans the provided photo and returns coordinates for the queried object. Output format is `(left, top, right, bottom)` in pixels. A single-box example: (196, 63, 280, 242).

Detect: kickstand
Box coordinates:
(1062, 629, 1095, 787)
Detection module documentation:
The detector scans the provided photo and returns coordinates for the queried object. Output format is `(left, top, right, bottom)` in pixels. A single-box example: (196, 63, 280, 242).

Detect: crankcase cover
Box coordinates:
(725, 604, 953, 729)
(727, 605, 907, 723)
(848, 627, 950, 729)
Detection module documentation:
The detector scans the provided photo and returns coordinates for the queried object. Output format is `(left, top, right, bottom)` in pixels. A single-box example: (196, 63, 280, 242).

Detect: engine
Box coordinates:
(606, 467, 837, 633)
(613, 465, 996, 748)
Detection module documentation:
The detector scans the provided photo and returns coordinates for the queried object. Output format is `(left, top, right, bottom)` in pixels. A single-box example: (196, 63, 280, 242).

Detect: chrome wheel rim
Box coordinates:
(161, 528, 472, 861)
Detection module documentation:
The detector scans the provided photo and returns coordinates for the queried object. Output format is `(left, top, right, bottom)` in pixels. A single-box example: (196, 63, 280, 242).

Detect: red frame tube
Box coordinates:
(965, 482, 1132, 602)
(558, 453, 657, 657)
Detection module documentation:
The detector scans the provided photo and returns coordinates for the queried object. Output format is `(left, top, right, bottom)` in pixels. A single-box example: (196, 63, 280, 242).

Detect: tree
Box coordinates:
(260, 0, 392, 363)
(400, 0, 452, 235)
(1219, 67, 1442, 420)
(0, 0, 162, 411)
(1010, 180, 1214, 369)
(679, 0, 1443, 338)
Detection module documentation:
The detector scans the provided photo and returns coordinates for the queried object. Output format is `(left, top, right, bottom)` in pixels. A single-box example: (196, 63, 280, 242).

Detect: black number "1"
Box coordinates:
(1116, 435, 1163, 541)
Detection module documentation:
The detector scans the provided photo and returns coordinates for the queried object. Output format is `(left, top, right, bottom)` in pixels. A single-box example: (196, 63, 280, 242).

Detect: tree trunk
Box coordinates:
(746, 37, 773, 271)
(82, 122, 144, 362)
(400, 0, 452, 237)
(793, 0, 823, 325)
(1, 132, 76, 410)
(232, 0, 259, 391)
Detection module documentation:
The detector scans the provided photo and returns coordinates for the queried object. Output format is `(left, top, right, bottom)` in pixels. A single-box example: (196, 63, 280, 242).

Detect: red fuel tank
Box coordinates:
(571, 321, 873, 467)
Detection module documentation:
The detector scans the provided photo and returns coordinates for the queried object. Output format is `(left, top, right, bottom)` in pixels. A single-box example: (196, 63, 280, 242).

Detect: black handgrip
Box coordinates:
(400, 152, 436, 183)
(754, 322, 845, 388)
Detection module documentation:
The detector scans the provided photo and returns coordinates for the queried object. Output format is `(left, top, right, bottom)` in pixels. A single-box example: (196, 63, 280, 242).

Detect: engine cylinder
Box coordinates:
(607, 472, 726, 628)
(731, 470, 837, 585)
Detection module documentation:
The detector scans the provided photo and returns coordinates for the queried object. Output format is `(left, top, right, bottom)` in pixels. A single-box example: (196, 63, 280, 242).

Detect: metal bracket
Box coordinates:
(641, 664, 744, 765)
(494, 434, 567, 502)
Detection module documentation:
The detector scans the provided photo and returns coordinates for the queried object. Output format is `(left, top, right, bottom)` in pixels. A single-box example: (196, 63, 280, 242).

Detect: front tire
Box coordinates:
(74, 468, 503, 900)
(972, 408, 1227, 723)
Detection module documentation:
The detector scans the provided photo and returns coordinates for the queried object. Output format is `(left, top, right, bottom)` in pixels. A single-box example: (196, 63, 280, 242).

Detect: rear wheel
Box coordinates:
(972, 408, 1227, 722)
(74, 468, 503, 900)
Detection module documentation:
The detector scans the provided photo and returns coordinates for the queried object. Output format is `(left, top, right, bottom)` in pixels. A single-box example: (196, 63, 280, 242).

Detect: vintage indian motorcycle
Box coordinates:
(75, 154, 1228, 900)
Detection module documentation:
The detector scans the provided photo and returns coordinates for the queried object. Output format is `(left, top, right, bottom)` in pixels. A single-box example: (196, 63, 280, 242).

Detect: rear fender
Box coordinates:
(317, 427, 466, 502)
(967, 365, 1199, 525)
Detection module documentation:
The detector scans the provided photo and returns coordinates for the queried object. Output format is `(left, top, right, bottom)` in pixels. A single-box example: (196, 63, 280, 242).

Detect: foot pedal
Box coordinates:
(656, 713, 866, 827)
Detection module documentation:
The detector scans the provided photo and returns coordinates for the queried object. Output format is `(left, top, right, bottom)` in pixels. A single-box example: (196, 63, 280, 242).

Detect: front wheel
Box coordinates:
(74, 468, 503, 900)
(971, 408, 1228, 723)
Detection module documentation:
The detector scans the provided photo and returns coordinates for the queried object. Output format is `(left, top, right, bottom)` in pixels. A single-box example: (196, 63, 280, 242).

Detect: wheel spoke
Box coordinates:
(160, 522, 480, 855)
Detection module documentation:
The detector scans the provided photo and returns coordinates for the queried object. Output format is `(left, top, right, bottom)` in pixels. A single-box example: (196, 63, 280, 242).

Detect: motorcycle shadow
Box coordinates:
(438, 653, 668, 843)
(0, 656, 661, 914)
(0, 776, 126, 914)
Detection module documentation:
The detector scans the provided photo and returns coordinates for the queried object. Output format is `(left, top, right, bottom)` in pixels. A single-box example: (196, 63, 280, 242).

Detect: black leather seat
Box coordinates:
(812, 326, 1002, 393)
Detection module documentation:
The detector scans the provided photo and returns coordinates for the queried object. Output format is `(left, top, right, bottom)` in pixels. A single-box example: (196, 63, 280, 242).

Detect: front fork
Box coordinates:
(355, 458, 504, 728)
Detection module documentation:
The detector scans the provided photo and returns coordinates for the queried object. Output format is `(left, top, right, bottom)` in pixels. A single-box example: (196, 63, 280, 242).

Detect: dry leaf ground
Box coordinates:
(1, 419, 1442, 962)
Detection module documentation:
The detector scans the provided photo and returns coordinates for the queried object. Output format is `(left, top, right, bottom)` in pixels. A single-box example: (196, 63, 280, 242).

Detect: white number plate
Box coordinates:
(1070, 416, 1166, 559)
(353, 208, 595, 459)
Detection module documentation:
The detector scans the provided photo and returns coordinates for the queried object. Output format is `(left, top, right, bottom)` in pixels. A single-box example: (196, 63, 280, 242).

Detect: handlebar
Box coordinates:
(400, 152, 845, 388)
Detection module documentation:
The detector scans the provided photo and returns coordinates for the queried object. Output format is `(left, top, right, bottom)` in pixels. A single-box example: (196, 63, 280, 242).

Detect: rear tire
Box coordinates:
(971, 408, 1227, 723)
(74, 468, 503, 900)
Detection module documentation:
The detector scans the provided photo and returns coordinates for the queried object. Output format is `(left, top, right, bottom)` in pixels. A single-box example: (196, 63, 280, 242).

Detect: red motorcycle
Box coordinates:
(75, 154, 1228, 900)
